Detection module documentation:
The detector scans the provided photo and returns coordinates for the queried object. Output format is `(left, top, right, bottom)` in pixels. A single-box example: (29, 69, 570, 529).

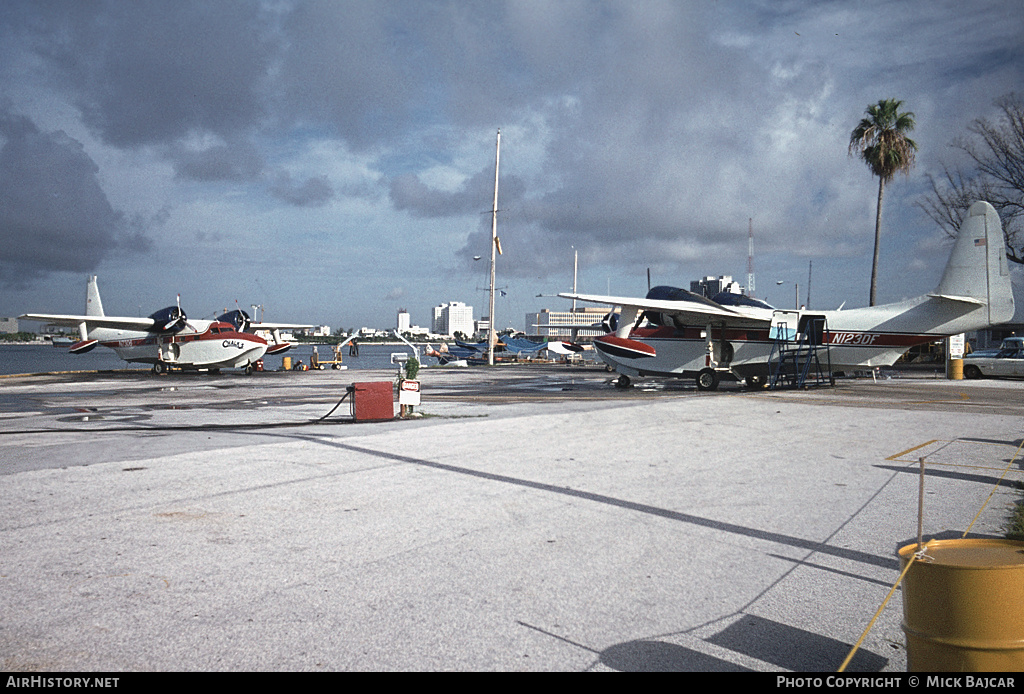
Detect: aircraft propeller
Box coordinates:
(148, 305, 187, 333)
(217, 309, 252, 332)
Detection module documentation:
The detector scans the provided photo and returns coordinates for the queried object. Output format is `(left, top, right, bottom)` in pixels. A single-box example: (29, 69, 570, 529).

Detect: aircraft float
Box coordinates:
(20, 276, 309, 374)
(559, 201, 1015, 390)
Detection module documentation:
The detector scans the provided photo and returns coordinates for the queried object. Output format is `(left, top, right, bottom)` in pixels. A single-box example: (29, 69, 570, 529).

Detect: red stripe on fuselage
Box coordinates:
(628, 326, 936, 349)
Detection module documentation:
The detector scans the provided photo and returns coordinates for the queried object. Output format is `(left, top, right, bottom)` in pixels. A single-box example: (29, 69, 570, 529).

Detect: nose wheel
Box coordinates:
(696, 368, 720, 391)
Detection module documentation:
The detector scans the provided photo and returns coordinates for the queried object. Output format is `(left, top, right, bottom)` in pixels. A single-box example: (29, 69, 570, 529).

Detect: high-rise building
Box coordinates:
(432, 301, 475, 337)
(526, 307, 611, 339)
(690, 275, 744, 298)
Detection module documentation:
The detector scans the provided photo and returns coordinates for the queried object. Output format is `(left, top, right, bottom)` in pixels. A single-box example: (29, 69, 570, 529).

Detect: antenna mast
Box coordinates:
(488, 129, 501, 366)
(747, 218, 756, 298)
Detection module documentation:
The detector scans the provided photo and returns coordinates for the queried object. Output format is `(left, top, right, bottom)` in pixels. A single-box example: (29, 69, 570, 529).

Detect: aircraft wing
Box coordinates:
(250, 321, 316, 331)
(557, 292, 772, 328)
(19, 313, 159, 332)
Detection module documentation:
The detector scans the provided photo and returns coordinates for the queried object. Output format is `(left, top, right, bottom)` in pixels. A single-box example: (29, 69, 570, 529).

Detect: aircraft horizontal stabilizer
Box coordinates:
(925, 293, 986, 306)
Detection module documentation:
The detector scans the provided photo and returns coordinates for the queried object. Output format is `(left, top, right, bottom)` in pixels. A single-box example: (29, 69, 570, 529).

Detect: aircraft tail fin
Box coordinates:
(86, 275, 105, 317)
(931, 201, 1014, 324)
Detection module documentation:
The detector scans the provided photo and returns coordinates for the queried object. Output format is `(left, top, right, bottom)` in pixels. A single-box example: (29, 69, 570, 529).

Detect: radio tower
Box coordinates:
(747, 218, 756, 298)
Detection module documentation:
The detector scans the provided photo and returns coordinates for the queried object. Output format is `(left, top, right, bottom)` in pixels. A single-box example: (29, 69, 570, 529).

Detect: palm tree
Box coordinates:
(849, 99, 918, 305)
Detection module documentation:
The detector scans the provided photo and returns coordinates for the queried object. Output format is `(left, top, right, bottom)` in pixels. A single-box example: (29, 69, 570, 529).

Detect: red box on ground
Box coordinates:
(352, 382, 394, 422)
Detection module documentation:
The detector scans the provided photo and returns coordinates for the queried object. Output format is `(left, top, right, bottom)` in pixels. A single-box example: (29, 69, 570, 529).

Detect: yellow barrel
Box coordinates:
(899, 539, 1024, 671)
(282, 356, 292, 371)
(948, 358, 963, 380)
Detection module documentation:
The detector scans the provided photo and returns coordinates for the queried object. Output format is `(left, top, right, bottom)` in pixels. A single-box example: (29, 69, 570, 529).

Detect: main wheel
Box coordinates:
(696, 368, 720, 391)
(745, 373, 766, 389)
(615, 374, 632, 389)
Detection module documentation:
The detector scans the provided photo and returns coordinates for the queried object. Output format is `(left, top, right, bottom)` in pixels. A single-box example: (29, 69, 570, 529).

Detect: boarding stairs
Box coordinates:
(767, 312, 834, 390)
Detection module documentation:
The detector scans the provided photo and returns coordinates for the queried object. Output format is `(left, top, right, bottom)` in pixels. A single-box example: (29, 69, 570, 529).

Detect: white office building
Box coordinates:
(526, 307, 611, 339)
(690, 275, 744, 298)
(432, 301, 475, 337)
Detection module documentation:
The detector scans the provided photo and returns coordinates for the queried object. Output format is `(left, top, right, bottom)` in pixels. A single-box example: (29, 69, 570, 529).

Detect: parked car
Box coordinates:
(962, 337, 1024, 379)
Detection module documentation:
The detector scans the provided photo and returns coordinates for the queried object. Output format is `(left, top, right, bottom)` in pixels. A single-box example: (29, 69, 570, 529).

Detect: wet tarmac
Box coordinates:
(1, 365, 1022, 670)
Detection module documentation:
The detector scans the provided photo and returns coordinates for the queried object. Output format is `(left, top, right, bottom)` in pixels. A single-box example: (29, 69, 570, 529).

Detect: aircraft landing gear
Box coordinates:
(745, 373, 766, 389)
(152, 362, 168, 375)
(615, 374, 632, 389)
(696, 368, 720, 391)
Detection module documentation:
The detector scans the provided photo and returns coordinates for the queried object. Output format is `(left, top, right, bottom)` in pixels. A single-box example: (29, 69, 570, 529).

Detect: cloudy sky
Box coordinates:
(2, 0, 1022, 333)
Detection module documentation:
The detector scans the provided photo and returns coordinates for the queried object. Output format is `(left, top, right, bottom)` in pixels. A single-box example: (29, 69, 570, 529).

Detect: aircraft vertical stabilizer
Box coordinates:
(86, 275, 105, 317)
(932, 201, 1014, 325)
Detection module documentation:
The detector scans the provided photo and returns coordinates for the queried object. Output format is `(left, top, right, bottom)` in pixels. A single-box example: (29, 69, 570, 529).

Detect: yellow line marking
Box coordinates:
(886, 439, 939, 461)
(962, 437, 1024, 536)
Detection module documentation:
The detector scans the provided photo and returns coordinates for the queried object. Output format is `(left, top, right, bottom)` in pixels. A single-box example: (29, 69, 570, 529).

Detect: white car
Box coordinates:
(963, 337, 1024, 379)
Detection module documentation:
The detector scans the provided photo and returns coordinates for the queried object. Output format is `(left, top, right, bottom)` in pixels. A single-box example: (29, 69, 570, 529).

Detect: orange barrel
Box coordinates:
(899, 539, 1024, 671)
(948, 358, 963, 380)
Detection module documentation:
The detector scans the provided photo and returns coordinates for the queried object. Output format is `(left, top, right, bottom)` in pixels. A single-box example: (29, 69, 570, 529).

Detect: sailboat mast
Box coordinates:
(488, 129, 500, 366)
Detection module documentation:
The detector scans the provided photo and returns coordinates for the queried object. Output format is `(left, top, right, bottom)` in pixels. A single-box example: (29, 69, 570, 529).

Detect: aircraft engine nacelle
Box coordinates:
(601, 311, 619, 333)
(217, 309, 252, 333)
(149, 306, 187, 333)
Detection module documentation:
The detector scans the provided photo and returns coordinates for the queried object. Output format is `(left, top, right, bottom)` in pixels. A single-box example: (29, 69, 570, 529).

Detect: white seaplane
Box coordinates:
(21, 276, 269, 374)
(559, 201, 1015, 390)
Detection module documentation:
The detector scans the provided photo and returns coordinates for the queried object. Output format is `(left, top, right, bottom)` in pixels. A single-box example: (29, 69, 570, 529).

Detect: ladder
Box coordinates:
(767, 312, 834, 389)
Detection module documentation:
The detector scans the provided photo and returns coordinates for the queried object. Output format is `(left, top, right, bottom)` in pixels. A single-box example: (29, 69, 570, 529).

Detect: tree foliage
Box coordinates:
(919, 93, 1024, 264)
(849, 99, 918, 305)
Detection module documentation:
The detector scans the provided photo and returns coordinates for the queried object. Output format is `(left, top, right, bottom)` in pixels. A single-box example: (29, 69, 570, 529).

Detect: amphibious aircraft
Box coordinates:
(425, 334, 553, 365)
(215, 308, 314, 356)
(21, 276, 269, 374)
(559, 201, 1015, 390)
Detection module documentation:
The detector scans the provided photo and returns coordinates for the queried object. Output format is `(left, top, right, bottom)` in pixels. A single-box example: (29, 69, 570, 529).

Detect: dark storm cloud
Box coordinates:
(269, 172, 335, 208)
(170, 139, 265, 182)
(0, 0, 1021, 316)
(0, 111, 149, 285)
(276, 1, 422, 150)
(389, 166, 526, 219)
(31, 1, 277, 149)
